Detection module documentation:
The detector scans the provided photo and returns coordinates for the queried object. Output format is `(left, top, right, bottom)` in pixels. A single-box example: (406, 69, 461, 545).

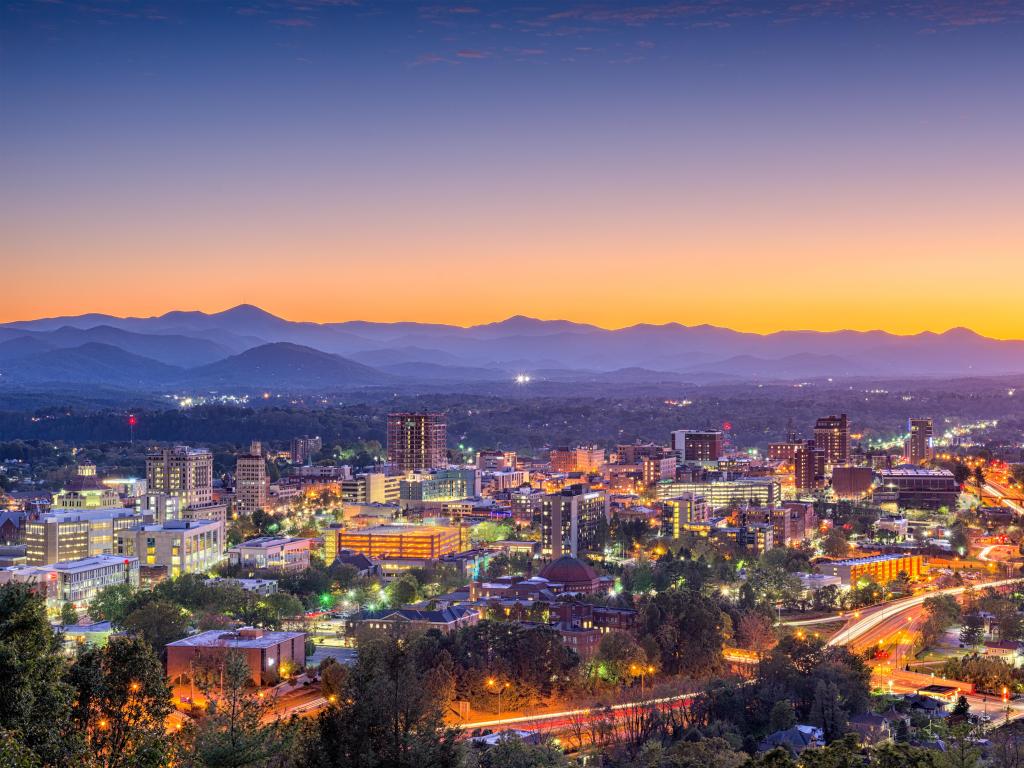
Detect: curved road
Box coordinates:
(828, 577, 1024, 649)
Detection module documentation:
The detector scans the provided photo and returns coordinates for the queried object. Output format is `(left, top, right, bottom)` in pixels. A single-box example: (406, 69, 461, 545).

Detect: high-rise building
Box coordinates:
(387, 412, 447, 472)
(794, 441, 826, 492)
(549, 446, 605, 474)
(670, 430, 724, 463)
(539, 484, 610, 558)
(235, 442, 268, 516)
(813, 414, 850, 465)
(146, 446, 214, 511)
(905, 418, 934, 465)
(290, 436, 323, 465)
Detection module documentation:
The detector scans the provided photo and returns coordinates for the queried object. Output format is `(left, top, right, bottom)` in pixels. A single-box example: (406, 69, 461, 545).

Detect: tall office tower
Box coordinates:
(387, 412, 447, 472)
(235, 442, 268, 516)
(813, 414, 850, 465)
(540, 484, 610, 559)
(146, 446, 214, 511)
(794, 441, 826, 492)
(670, 430, 724, 463)
(290, 435, 322, 465)
(905, 418, 934, 465)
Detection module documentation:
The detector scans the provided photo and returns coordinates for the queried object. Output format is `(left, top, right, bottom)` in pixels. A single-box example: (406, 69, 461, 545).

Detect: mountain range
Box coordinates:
(1, 304, 1023, 391)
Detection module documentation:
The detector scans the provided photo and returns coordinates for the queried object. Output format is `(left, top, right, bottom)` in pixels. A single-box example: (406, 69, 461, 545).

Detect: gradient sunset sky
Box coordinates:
(2, 1, 1022, 336)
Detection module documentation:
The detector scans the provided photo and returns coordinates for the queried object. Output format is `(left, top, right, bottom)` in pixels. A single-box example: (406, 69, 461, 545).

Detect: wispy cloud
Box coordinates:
(455, 48, 488, 58)
(271, 17, 314, 27)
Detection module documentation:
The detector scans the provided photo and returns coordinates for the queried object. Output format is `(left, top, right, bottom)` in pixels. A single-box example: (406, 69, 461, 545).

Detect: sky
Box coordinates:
(1, 1, 1023, 337)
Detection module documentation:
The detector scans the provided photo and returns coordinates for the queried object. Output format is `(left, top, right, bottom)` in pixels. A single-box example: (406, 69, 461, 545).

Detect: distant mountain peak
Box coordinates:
(217, 304, 285, 321)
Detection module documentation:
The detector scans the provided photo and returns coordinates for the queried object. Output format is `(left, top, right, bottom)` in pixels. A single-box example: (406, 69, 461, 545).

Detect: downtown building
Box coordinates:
(794, 441, 826, 492)
(115, 518, 225, 578)
(876, 467, 959, 510)
(661, 493, 709, 538)
(670, 430, 724, 464)
(387, 412, 447, 472)
(549, 446, 606, 474)
(905, 418, 934, 465)
(228, 536, 313, 572)
(654, 478, 781, 510)
(290, 435, 322, 465)
(340, 472, 401, 504)
(24, 507, 145, 565)
(146, 445, 215, 511)
(235, 442, 268, 516)
(813, 414, 850, 466)
(539, 483, 610, 558)
(50, 464, 122, 510)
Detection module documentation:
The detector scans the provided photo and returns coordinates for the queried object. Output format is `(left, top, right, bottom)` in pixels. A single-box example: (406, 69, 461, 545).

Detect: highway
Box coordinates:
(458, 691, 697, 733)
(828, 577, 1024, 649)
(985, 483, 1024, 515)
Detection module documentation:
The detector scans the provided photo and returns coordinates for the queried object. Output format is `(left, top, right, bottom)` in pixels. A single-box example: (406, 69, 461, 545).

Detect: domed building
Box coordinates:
(538, 555, 608, 595)
(51, 464, 121, 510)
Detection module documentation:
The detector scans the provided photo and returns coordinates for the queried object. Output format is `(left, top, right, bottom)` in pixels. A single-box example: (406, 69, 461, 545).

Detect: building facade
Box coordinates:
(819, 553, 923, 586)
(814, 414, 850, 465)
(386, 412, 447, 472)
(235, 442, 268, 516)
(116, 518, 224, 578)
(24, 508, 144, 565)
(166, 627, 306, 687)
(290, 435, 322, 465)
(51, 555, 140, 610)
(906, 418, 934, 465)
(227, 537, 312, 572)
(146, 446, 214, 511)
(336, 525, 461, 560)
(671, 430, 724, 463)
(540, 484, 610, 558)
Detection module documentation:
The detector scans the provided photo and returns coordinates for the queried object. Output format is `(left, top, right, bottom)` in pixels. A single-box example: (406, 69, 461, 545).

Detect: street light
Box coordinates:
(630, 664, 656, 697)
(487, 678, 509, 721)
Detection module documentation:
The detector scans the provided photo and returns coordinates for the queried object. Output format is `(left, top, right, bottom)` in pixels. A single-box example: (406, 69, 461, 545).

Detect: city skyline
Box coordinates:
(2, 1, 1023, 336)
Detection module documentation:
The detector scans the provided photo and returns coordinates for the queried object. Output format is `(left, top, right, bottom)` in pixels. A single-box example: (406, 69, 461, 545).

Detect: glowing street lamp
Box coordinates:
(630, 664, 656, 696)
(486, 678, 510, 721)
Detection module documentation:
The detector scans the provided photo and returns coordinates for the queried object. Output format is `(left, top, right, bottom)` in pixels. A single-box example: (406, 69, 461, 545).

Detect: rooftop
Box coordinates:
(51, 555, 138, 573)
(823, 553, 920, 567)
(878, 467, 955, 478)
(166, 627, 304, 649)
(346, 525, 459, 536)
(232, 536, 311, 549)
(36, 507, 138, 523)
